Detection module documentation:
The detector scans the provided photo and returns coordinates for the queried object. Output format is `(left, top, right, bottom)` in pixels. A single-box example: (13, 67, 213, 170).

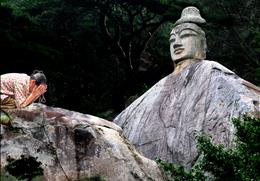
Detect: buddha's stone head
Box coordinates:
(170, 7, 207, 64)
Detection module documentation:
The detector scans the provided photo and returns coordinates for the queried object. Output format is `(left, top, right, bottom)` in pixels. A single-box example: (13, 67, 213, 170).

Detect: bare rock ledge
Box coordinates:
(0, 104, 165, 181)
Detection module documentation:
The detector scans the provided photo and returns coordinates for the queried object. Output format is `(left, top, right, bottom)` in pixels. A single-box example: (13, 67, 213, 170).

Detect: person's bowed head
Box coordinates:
(20, 70, 47, 108)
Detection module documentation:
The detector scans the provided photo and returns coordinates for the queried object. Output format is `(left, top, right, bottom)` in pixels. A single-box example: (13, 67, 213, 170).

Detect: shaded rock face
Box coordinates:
(114, 60, 260, 168)
(0, 104, 164, 181)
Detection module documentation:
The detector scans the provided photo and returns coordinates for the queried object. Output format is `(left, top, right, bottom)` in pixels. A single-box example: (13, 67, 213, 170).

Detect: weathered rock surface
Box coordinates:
(0, 104, 165, 181)
(114, 60, 260, 168)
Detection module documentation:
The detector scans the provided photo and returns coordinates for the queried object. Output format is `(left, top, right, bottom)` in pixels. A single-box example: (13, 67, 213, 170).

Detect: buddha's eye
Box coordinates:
(180, 29, 197, 38)
(169, 37, 176, 43)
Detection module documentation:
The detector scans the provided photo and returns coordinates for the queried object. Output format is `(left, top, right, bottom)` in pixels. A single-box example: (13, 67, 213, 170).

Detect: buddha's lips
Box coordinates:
(174, 48, 184, 54)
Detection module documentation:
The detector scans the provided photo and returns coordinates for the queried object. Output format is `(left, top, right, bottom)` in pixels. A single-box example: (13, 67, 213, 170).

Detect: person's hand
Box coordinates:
(20, 84, 47, 108)
(33, 84, 47, 96)
(37, 84, 47, 95)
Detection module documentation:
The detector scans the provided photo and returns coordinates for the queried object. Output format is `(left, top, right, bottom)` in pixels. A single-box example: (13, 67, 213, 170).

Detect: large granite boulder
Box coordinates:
(114, 60, 260, 168)
(0, 104, 165, 181)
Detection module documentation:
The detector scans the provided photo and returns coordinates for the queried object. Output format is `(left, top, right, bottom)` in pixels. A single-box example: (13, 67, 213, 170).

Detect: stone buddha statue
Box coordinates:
(170, 7, 207, 74)
(114, 6, 260, 168)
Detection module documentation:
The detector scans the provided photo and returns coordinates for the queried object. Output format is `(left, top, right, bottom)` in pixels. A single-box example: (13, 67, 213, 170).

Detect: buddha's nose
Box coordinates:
(173, 36, 182, 49)
(173, 42, 182, 49)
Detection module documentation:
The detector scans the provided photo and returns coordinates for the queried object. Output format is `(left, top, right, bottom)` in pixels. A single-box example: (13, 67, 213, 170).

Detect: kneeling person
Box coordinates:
(0, 70, 47, 109)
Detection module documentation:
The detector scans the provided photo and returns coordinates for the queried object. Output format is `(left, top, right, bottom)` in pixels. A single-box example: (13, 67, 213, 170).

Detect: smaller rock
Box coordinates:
(1, 104, 165, 181)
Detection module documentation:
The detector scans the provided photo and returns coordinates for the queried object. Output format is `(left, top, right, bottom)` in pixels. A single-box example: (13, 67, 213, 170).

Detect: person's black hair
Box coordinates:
(30, 70, 47, 85)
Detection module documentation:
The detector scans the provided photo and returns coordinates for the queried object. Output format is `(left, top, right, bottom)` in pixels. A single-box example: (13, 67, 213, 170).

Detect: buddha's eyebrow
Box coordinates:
(179, 28, 199, 34)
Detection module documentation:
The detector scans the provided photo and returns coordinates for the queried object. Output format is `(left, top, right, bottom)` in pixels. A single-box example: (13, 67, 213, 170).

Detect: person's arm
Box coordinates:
(20, 84, 47, 108)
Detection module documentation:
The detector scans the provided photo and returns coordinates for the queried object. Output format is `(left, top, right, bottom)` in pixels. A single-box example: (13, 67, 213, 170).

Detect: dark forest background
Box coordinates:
(0, 0, 259, 120)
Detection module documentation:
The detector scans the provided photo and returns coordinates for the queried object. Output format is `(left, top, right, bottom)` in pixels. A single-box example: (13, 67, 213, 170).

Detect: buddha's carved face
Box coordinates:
(170, 23, 206, 64)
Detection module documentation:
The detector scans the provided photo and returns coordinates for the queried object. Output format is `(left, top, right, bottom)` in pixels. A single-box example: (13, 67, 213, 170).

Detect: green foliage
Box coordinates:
(0, 110, 12, 126)
(196, 136, 236, 180)
(156, 158, 205, 181)
(0, 170, 44, 181)
(157, 116, 260, 181)
(231, 116, 260, 180)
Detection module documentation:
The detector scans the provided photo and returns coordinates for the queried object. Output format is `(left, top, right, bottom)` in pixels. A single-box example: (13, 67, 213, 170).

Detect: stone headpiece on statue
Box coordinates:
(174, 6, 206, 26)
